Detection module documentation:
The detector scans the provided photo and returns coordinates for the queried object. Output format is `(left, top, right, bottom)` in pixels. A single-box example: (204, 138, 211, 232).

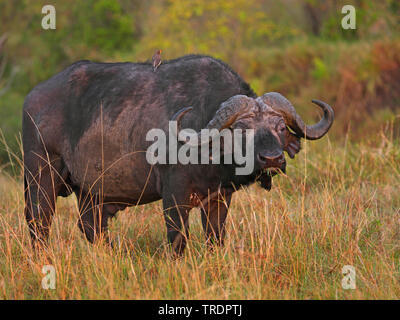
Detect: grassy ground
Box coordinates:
(0, 129, 399, 299)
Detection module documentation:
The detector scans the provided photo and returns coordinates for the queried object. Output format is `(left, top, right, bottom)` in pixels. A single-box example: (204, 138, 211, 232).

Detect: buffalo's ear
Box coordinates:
(284, 131, 301, 159)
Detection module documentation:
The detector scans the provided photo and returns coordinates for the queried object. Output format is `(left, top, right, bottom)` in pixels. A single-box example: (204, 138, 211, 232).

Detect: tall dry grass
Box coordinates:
(0, 126, 399, 299)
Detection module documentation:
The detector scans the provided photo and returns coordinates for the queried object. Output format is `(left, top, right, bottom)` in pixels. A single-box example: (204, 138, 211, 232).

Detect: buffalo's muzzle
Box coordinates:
(257, 152, 286, 169)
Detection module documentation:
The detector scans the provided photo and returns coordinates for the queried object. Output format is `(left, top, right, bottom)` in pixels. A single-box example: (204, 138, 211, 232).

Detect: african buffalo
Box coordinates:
(23, 54, 333, 255)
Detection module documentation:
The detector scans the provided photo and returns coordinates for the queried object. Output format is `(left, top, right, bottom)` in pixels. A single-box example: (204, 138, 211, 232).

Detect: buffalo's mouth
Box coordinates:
(256, 162, 286, 191)
(260, 166, 285, 175)
(258, 157, 287, 175)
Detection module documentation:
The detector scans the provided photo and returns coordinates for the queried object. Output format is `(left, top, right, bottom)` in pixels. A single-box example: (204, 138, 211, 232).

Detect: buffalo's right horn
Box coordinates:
(259, 92, 334, 140)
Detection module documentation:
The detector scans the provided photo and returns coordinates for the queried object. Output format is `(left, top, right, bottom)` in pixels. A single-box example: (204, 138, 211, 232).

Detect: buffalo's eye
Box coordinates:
(277, 122, 286, 133)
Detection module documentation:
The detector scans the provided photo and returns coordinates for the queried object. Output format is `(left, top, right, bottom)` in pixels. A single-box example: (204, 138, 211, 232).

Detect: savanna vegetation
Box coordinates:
(0, 0, 399, 299)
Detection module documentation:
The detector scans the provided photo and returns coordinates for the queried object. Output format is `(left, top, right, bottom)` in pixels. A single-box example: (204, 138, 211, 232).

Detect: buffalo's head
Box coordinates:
(172, 92, 334, 190)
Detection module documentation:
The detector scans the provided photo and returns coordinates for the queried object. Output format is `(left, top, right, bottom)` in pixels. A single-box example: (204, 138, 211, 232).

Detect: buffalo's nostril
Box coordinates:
(258, 152, 283, 161)
(258, 152, 285, 167)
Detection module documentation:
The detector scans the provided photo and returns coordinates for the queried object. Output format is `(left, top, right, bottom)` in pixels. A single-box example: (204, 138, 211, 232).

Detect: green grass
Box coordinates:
(0, 128, 399, 299)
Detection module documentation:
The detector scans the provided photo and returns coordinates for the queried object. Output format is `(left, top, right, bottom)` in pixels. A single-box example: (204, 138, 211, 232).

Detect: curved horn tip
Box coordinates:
(311, 99, 331, 108)
(311, 99, 335, 117)
(311, 99, 326, 107)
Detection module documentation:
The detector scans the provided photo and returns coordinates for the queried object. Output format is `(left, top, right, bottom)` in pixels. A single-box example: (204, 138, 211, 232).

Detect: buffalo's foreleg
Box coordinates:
(200, 191, 232, 248)
(77, 192, 113, 244)
(162, 194, 192, 257)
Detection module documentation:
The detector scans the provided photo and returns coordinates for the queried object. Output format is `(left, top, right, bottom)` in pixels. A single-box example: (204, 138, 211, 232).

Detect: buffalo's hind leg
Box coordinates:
(76, 192, 114, 244)
(200, 191, 232, 248)
(24, 154, 65, 249)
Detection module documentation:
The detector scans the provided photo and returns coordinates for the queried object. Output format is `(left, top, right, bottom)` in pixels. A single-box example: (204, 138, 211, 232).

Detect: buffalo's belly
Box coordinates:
(62, 143, 160, 202)
(69, 156, 159, 201)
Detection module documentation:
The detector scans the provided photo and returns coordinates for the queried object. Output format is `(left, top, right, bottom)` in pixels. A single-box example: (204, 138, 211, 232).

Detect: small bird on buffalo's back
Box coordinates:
(152, 49, 162, 72)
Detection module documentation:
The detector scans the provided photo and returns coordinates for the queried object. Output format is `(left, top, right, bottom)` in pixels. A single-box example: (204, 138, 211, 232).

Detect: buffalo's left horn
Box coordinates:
(171, 95, 255, 146)
(259, 92, 334, 140)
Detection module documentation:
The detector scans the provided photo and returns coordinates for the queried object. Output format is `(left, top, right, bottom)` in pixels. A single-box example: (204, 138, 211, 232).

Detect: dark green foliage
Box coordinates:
(70, 0, 135, 54)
